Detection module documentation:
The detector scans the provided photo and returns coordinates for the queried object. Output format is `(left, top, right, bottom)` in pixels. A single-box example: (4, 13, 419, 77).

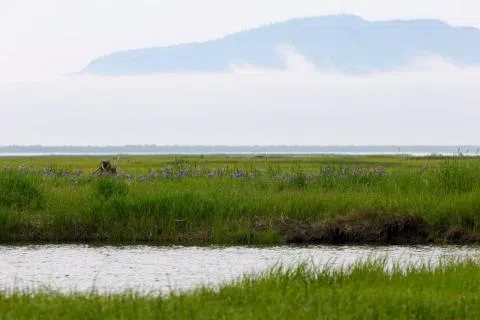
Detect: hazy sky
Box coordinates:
(1, 0, 480, 79)
(1, 1, 480, 145)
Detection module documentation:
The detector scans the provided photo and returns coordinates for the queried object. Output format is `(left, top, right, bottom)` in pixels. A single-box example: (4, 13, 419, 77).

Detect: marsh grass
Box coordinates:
(95, 178, 129, 199)
(1, 155, 480, 244)
(0, 171, 44, 209)
(1, 260, 480, 319)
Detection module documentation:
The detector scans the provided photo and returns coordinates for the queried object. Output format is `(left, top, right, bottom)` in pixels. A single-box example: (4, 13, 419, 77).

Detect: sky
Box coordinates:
(1, 1, 480, 145)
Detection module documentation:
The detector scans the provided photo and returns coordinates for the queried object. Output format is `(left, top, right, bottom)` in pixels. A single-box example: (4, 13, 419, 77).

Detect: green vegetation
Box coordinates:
(1, 155, 480, 244)
(2, 260, 480, 319)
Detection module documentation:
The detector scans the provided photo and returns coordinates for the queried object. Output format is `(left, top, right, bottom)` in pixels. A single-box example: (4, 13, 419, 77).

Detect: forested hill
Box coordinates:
(82, 15, 480, 75)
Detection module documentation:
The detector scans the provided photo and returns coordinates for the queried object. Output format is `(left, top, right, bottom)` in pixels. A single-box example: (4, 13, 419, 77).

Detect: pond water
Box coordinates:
(1, 245, 479, 294)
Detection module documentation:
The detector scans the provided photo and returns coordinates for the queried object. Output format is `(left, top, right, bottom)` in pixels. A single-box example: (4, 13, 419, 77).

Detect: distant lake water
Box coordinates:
(0, 146, 479, 157)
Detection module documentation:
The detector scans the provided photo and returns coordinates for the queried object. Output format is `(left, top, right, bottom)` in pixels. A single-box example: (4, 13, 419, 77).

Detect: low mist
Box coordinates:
(1, 54, 479, 146)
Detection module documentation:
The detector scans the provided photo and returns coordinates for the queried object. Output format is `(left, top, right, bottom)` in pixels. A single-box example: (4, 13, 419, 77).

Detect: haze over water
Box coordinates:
(1, 145, 479, 157)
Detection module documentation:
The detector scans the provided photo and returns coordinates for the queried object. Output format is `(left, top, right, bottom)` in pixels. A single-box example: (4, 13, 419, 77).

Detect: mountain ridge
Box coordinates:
(82, 14, 480, 75)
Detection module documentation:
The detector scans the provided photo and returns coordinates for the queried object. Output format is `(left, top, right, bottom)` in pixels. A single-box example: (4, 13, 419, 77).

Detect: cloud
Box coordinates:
(1, 55, 479, 146)
(275, 44, 318, 73)
(229, 44, 319, 74)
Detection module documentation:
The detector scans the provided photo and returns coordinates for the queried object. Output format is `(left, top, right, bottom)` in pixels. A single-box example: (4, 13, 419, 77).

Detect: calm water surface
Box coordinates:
(1, 245, 479, 294)
(1, 145, 479, 157)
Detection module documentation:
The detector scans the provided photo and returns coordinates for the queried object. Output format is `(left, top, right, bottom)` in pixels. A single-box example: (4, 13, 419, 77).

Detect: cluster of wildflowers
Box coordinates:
(2, 166, 84, 178)
(2, 164, 388, 187)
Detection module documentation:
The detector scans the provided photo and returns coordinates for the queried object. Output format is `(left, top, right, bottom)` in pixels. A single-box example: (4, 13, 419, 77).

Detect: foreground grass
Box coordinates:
(1, 155, 480, 244)
(2, 260, 480, 319)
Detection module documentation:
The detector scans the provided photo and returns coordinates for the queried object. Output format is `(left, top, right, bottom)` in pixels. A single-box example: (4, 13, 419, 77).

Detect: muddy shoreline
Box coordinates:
(0, 213, 478, 246)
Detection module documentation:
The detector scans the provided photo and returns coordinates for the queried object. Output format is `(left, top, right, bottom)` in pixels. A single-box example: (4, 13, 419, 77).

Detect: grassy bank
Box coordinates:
(2, 260, 480, 319)
(1, 155, 480, 244)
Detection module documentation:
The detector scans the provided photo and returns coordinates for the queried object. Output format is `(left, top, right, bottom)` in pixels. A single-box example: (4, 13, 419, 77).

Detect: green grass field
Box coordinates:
(2, 260, 480, 319)
(1, 155, 480, 244)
